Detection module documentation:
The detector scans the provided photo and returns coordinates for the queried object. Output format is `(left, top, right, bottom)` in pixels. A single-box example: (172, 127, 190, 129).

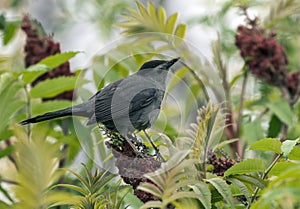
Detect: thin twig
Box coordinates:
(0, 178, 18, 185)
(257, 108, 269, 119)
(24, 86, 31, 140)
(247, 153, 282, 208)
(236, 71, 248, 135)
(143, 130, 165, 162)
(180, 62, 210, 102)
(236, 70, 248, 157)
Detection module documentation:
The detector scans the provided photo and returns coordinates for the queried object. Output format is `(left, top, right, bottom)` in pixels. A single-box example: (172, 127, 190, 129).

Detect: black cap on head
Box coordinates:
(139, 57, 180, 71)
(139, 60, 167, 71)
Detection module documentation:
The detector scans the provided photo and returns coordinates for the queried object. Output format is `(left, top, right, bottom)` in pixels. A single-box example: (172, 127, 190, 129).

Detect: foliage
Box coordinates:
(12, 132, 73, 209)
(0, 0, 299, 209)
(58, 164, 130, 209)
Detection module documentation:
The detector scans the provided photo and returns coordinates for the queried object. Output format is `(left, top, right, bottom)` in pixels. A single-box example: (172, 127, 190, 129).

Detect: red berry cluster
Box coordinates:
(287, 71, 300, 96)
(207, 150, 236, 176)
(235, 25, 289, 87)
(104, 130, 162, 203)
(21, 15, 74, 101)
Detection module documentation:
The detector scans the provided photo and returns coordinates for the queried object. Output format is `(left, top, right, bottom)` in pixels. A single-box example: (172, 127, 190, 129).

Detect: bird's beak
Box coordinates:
(165, 57, 180, 69)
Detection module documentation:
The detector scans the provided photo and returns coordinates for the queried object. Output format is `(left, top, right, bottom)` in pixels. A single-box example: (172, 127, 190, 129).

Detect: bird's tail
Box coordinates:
(19, 107, 74, 125)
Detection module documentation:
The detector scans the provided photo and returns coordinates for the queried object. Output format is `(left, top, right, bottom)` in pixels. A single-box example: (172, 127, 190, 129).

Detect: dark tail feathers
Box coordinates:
(20, 107, 73, 125)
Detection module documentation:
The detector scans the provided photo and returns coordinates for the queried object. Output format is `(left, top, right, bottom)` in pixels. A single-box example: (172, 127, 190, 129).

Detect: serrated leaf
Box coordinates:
(175, 24, 186, 39)
(190, 183, 211, 209)
(14, 137, 61, 209)
(267, 98, 294, 126)
(224, 159, 266, 176)
(226, 176, 251, 202)
(166, 13, 178, 34)
(23, 64, 50, 84)
(242, 119, 264, 143)
(137, 182, 162, 198)
(30, 76, 88, 98)
(288, 146, 300, 160)
(281, 139, 298, 157)
(250, 138, 282, 154)
(206, 178, 234, 207)
(39, 51, 79, 70)
(234, 174, 267, 189)
(31, 100, 73, 116)
(269, 161, 296, 176)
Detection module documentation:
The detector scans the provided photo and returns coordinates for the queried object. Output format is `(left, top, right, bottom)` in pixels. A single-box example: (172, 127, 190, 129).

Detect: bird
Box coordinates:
(20, 57, 180, 157)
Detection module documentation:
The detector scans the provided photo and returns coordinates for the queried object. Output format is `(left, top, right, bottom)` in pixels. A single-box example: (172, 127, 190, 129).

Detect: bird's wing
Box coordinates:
(93, 86, 158, 123)
(129, 88, 158, 113)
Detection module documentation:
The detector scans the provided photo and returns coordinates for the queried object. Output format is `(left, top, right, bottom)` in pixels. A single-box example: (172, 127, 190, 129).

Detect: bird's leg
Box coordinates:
(143, 130, 165, 162)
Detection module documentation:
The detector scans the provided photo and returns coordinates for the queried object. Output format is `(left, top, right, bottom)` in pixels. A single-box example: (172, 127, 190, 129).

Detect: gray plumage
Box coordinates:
(20, 58, 179, 136)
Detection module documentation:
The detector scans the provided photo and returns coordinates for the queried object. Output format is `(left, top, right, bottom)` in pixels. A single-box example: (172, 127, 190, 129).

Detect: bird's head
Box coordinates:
(138, 57, 180, 72)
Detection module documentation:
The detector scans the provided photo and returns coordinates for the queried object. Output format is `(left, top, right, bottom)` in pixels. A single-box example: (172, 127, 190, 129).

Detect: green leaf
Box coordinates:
(267, 114, 282, 138)
(31, 100, 73, 116)
(166, 67, 189, 92)
(137, 182, 162, 198)
(224, 158, 266, 176)
(234, 174, 267, 189)
(0, 145, 14, 159)
(0, 73, 25, 136)
(250, 138, 282, 154)
(39, 51, 79, 70)
(0, 14, 5, 30)
(175, 24, 186, 39)
(226, 176, 251, 202)
(0, 201, 10, 209)
(22, 64, 50, 84)
(3, 21, 19, 45)
(165, 13, 178, 34)
(242, 119, 264, 143)
(30, 76, 88, 98)
(281, 139, 298, 157)
(267, 98, 294, 126)
(268, 161, 297, 176)
(147, 2, 157, 20)
(206, 178, 234, 207)
(14, 137, 62, 209)
(288, 146, 300, 160)
(157, 6, 166, 26)
(136, 2, 148, 19)
(190, 182, 211, 209)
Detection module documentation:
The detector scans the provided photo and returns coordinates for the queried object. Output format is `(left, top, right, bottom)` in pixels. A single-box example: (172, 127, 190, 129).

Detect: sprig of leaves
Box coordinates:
(118, 2, 186, 39)
(58, 164, 130, 209)
(138, 150, 204, 209)
(13, 135, 72, 209)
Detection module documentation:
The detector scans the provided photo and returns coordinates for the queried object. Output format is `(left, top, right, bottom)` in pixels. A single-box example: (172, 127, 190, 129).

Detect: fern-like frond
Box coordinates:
(138, 150, 204, 208)
(264, 0, 300, 28)
(59, 164, 129, 209)
(117, 2, 186, 39)
(187, 103, 225, 161)
(13, 137, 71, 209)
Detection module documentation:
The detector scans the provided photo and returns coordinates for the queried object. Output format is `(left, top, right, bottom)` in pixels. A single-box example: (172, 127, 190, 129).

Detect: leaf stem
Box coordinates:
(235, 70, 248, 157)
(24, 86, 31, 140)
(247, 153, 282, 208)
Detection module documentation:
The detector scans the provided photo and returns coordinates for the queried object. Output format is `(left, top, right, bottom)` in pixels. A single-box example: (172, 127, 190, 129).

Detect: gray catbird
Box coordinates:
(20, 57, 179, 154)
